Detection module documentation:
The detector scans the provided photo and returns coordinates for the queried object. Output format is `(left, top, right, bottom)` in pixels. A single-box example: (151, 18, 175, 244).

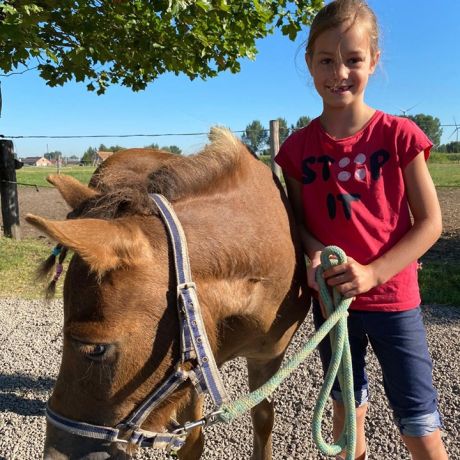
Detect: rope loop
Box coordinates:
(313, 246, 356, 459)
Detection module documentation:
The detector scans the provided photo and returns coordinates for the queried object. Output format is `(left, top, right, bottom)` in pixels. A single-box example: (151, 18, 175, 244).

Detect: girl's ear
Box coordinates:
(369, 50, 381, 75)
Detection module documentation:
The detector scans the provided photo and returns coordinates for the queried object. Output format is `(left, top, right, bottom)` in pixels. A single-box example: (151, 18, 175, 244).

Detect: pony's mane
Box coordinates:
(71, 127, 251, 220)
(148, 127, 251, 202)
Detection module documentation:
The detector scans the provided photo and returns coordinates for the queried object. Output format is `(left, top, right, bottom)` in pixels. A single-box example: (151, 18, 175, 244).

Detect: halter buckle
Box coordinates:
(177, 282, 196, 298)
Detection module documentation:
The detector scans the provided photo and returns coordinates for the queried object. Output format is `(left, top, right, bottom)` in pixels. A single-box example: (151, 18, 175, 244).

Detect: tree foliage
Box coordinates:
(144, 143, 181, 153)
(44, 150, 62, 160)
(242, 120, 268, 155)
(403, 114, 443, 147)
(144, 142, 160, 149)
(292, 115, 312, 131)
(0, 1, 323, 94)
(98, 144, 124, 152)
(162, 145, 182, 155)
(437, 141, 460, 153)
(81, 146, 97, 164)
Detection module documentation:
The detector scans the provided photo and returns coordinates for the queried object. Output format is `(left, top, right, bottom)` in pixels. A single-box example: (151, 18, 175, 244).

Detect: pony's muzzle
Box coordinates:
(44, 423, 131, 460)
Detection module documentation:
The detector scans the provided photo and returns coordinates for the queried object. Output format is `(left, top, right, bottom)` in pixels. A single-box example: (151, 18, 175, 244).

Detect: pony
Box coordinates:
(27, 128, 309, 460)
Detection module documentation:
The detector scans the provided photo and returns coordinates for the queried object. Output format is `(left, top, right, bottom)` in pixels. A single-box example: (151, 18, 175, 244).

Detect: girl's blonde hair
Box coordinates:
(306, 0, 379, 58)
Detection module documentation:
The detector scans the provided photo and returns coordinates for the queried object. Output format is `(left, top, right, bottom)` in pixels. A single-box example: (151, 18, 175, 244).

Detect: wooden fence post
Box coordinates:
(269, 119, 282, 180)
(0, 140, 22, 239)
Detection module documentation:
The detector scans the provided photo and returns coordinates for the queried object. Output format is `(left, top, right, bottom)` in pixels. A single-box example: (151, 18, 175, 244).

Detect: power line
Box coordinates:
(0, 130, 246, 140)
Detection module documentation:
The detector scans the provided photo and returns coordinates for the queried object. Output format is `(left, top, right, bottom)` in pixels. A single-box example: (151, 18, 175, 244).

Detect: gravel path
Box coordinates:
(1, 298, 459, 460)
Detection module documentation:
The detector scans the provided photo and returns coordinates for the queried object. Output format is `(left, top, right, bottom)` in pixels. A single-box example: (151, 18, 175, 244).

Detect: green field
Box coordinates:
(427, 163, 460, 187)
(419, 262, 460, 306)
(16, 165, 96, 188)
(0, 237, 57, 298)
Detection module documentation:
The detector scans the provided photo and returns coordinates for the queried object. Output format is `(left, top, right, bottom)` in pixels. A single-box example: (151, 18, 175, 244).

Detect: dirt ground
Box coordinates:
(3, 186, 460, 262)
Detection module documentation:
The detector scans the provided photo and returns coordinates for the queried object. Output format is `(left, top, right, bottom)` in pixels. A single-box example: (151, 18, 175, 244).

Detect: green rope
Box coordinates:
(216, 246, 356, 459)
(312, 246, 356, 459)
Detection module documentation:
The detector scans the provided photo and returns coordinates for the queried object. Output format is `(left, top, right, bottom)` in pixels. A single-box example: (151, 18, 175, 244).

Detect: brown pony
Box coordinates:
(27, 128, 309, 460)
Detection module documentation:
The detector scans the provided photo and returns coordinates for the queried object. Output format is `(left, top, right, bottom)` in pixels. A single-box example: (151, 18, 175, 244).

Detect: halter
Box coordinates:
(46, 194, 229, 453)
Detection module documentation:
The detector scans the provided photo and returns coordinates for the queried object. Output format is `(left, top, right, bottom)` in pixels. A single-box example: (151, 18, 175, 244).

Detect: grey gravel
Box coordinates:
(1, 298, 459, 460)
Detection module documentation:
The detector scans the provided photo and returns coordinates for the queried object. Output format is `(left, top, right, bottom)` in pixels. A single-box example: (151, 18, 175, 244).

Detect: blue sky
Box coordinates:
(1, 0, 459, 158)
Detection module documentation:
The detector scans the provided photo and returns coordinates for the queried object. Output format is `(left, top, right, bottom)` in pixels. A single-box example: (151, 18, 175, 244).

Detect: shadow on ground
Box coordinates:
(0, 374, 54, 416)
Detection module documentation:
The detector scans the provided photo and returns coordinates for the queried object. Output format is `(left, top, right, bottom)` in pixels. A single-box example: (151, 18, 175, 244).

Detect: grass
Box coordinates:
(16, 166, 95, 188)
(419, 261, 460, 306)
(427, 163, 460, 187)
(0, 237, 64, 299)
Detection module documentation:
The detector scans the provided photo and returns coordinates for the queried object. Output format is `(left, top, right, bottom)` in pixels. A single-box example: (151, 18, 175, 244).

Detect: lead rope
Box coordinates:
(312, 246, 356, 459)
(216, 246, 356, 459)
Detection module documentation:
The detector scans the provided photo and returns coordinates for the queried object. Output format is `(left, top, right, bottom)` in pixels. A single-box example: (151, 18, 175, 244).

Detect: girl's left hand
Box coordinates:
(322, 257, 379, 298)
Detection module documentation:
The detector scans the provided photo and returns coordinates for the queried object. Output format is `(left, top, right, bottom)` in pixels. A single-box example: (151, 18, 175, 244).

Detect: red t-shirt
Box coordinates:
(275, 111, 433, 311)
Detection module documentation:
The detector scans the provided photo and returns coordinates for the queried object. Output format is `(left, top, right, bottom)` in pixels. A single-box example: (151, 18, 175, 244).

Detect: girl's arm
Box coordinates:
(284, 173, 325, 290)
(324, 151, 442, 298)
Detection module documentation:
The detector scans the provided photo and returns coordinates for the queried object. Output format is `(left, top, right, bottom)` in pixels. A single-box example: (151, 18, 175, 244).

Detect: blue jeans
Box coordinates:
(312, 300, 443, 436)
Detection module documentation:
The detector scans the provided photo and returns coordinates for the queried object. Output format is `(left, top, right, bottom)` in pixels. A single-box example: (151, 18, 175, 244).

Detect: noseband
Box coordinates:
(46, 194, 229, 452)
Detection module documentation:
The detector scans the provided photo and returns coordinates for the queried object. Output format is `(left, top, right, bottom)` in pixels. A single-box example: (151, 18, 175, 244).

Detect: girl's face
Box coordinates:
(307, 22, 380, 110)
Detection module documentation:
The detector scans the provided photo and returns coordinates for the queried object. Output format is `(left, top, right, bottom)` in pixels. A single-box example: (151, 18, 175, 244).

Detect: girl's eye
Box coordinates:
(320, 58, 332, 65)
(349, 57, 364, 65)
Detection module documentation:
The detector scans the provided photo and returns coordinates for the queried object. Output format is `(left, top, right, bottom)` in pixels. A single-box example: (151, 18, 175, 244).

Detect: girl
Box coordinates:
(275, 1, 448, 459)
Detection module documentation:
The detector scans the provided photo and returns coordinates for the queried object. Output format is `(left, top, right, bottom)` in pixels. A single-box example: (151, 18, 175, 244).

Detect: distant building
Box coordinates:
(95, 151, 114, 165)
(21, 156, 53, 167)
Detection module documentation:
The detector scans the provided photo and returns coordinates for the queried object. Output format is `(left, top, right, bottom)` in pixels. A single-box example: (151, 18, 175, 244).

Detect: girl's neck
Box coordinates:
(319, 104, 376, 140)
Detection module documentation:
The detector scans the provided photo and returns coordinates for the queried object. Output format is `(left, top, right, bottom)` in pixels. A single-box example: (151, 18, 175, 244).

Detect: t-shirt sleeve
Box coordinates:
(274, 133, 303, 182)
(398, 118, 433, 169)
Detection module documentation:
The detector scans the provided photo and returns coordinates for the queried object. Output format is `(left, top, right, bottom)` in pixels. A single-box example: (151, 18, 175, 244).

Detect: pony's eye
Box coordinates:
(74, 341, 112, 361)
(90, 344, 107, 357)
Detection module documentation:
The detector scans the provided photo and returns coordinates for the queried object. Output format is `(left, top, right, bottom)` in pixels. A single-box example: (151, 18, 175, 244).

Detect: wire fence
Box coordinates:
(1, 118, 459, 167)
(0, 122, 458, 142)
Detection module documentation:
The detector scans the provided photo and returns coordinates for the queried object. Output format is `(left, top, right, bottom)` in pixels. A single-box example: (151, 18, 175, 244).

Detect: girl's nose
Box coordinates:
(334, 62, 349, 80)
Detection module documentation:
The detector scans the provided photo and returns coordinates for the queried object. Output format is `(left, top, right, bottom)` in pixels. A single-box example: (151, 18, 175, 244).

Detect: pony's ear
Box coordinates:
(25, 214, 151, 275)
(47, 174, 99, 209)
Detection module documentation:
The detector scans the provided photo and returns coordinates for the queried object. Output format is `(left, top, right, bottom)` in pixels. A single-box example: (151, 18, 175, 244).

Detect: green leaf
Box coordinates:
(0, 0, 323, 92)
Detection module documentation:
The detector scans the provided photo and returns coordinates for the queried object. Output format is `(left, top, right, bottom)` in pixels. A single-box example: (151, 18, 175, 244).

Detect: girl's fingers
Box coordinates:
(326, 274, 347, 286)
(323, 263, 350, 279)
(335, 282, 355, 296)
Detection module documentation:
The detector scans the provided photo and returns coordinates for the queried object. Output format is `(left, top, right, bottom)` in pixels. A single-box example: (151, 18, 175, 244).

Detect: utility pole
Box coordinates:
(269, 119, 281, 180)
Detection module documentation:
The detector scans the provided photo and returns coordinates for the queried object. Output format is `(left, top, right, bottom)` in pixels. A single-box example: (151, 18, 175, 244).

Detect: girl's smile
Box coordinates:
(328, 84, 353, 94)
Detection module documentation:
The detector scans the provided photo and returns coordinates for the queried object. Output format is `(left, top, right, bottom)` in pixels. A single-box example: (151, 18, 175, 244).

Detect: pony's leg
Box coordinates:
(247, 355, 285, 460)
(177, 393, 205, 460)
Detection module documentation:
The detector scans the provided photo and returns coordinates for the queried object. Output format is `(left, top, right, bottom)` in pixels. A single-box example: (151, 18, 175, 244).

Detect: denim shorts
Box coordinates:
(312, 300, 443, 436)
